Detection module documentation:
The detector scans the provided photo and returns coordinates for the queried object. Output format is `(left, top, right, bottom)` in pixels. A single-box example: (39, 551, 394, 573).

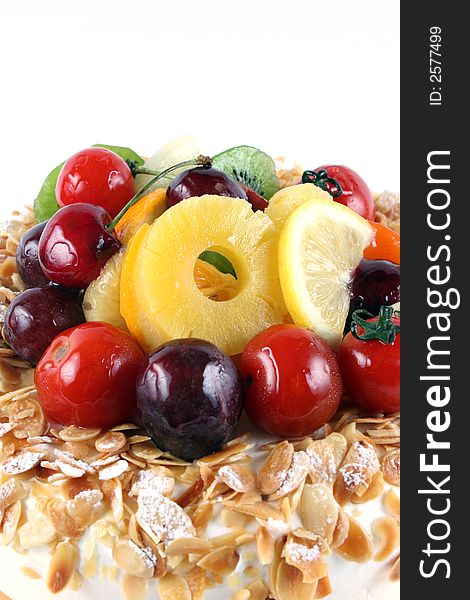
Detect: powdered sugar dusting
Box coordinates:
(136, 490, 195, 542)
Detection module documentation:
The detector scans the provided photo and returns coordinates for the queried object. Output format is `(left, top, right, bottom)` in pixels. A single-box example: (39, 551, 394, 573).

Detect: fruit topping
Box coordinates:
(16, 221, 50, 288)
(348, 258, 400, 322)
(35, 322, 146, 428)
(38, 203, 122, 289)
(306, 164, 375, 220)
(123, 195, 286, 355)
(278, 197, 373, 348)
(364, 221, 400, 264)
(166, 166, 248, 208)
(136, 339, 243, 461)
(3, 287, 85, 365)
(212, 145, 280, 201)
(240, 325, 342, 437)
(56, 147, 135, 219)
(82, 250, 128, 331)
(338, 306, 400, 413)
(114, 189, 167, 245)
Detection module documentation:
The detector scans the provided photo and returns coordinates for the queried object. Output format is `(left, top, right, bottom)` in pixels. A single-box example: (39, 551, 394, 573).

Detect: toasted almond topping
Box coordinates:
(191, 502, 213, 536)
(121, 574, 148, 600)
(384, 488, 400, 521)
(256, 525, 274, 565)
(351, 469, 385, 504)
(0, 479, 25, 512)
(306, 439, 337, 486)
(335, 514, 374, 563)
(18, 512, 56, 548)
(314, 575, 333, 599)
(246, 579, 269, 600)
(276, 558, 318, 600)
(231, 590, 250, 600)
(258, 440, 294, 495)
(95, 431, 127, 453)
(372, 516, 400, 561)
(47, 498, 85, 538)
(102, 478, 124, 522)
(137, 490, 195, 542)
(90, 454, 120, 467)
(218, 464, 256, 493)
(130, 441, 162, 461)
(382, 449, 400, 486)
(221, 508, 249, 529)
(2, 449, 45, 475)
(211, 529, 248, 548)
(389, 554, 400, 582)
(54, 449, 96, 474)
(0, 590, 13, 600)
(0, 422, 16, 437)
(197, 442, 252, 467)
(159, 573, 192, 600)
(130, 468, 175, 498)
(197, 545, 239, 576)
(57, 425, 101, 442)
(166, 536, 213, 556)
(113, 537, 156, 577)
(223, 500, 284, 522)
(0, 499, 21, 544)
(175, 476, 204, 508)
(98, 459, 129, 480)
(330, 506, 350, 549)
(300, 483, 339, 545)
(9, 393, 46, 438)
(268, 451, 309, 501)
(66, 489, 104, 527)
(282, 533, 329, 584)
(20, 566, 41, 580)
(46, 541, 78, 594)
(184, 566, 206, 600)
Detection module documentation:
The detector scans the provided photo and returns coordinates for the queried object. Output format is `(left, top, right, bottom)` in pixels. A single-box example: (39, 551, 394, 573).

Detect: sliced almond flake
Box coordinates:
(128, 514, 143, 547)
(47, 498, 85, 538)
(190, 503, 213, 536)
(246, 579, 269, 600)
(95, 431, 127, 453)
(389, 554, 400, 582)
(300, 483, 339, 545)
(0, 385, 35, 405)
(276, 558, 318, 600)
(20, 566, 41, 580)
(335, 514, 373, 563)
(159, 573, 192, 600)
(384, 488, 400, 522)
(166, 536, 213, 556)
(175, 476, 204, 508)
(57, 425, 101, 442)
(130, 468, 175, 497)
(111, 422, 140, 432)
(256, 526, 274, 565)
(137, 490, 195, 542)
(121, 574, 148, 600)
(67, 489, 104, 527)
(46, 541, 78, 594)
(222, 508, 250, 529)
(0, 478, 25, 512)
(282, 533, 329, 584)
(184, 566, 206, 600)
(331, 508, 349, 550)
(257, 440, 294, 496)
(54, 460, 86, 478)
(306, 439, 337, 486)
(127, 434, 152, 445)
(314, 575, 333, 599)
(122, 452, 148, 469)
(351, 470, 385, 504)
(26, 435, 56, 444)
(2, 449, 46, 475)
(47, 473, 69, 484)
(53, 449, 96, 474)
(101, 478, 124, 522)
(0, 422, 16, 437)
(218, 464, 256, 493)
(1, 499, 21, 544)
(211, 529, 248, 548)
(113, 537, 156, 577)
(98, 459, 129, 480)
(90, 454, 120, 468)
(130, 441, 162, 461)
(268, 451, 309, 501)
(197, 545, 239, 576)
(223, 500, 284, 522)
(197, 442, 252, 467)
(231, 590, 250, 600)
(372, 516, 400, 562)
(18, 512, 56, 548)
(61, 441, 91, 460)
(382, 449, 400, 486)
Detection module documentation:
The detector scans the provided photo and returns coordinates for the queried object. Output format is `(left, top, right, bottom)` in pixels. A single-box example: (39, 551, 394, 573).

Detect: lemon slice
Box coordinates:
(266, 183, 332, 234)
(279, 199, 373, 348)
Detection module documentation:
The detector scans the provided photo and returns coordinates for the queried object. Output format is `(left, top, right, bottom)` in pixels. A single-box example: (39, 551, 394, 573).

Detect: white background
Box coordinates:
(0, 0, 399, 219)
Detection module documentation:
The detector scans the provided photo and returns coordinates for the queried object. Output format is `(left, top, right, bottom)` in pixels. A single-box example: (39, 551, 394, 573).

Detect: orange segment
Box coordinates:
(115, 189, 167, 245)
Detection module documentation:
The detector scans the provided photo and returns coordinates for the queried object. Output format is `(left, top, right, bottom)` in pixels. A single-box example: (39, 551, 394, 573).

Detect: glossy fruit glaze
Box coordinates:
(16, 221, 50, 288)
(56, 147, 134, 218)
(240, 325, 342, 437)
(3, 286, 85, 365)
(136, 339, 244, 461)
(35, 322, 146, 428)
(38, 203, 122, 289)
(166, 166, 248, 207)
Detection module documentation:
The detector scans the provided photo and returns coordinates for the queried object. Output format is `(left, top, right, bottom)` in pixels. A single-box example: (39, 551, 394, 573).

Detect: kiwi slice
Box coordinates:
(212, 146, 280, 200)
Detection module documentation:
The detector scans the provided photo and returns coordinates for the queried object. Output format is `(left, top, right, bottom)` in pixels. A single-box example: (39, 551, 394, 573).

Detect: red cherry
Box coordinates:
(312, 164, 375, 220)
(240, 325, 342, 437)
(56, 148, 134, 219)
(241, 185, 268, 212)
(35, 322, 146, 428)
(38, 203, 121, 289)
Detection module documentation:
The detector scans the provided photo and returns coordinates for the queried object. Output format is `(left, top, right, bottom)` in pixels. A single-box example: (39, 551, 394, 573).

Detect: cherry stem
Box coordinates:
(351, 305, 400, 344)
(301, 169, 343, 198)
(107, 155, 212, 232)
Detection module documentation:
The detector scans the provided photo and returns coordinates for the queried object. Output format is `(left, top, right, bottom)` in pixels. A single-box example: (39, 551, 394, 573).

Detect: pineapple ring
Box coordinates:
(132, 195, 286, 356)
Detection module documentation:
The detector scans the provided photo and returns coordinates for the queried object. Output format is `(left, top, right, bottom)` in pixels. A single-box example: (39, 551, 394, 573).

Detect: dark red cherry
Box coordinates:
(38, 203, 121, 289)
(166, 167, 248, 208)
(16, 221, 50, 288)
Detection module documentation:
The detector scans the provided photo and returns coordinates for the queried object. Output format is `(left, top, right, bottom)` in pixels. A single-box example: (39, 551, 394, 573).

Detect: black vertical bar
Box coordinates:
(401, 2, 465, 596)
